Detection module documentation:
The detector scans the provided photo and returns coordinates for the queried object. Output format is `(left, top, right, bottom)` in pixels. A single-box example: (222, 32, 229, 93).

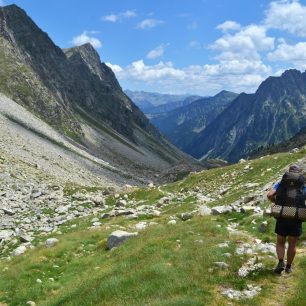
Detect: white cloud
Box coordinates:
(102, 14, 118, 22)
(105, 63, 123, 74)
(102, 10, 136, 23)
(268, 41, 306, 69)
(216, 20, 241, 32)
(147, 44, 166, 59)
(72, 31, 102, 49)
(265, 0, 306, 37)
(136, 19, 164, 29)
(0, 0, 4, 6)
(212, 25, 275, 60)
(122, 10, 137, 18)
(107, 59, 271, 95)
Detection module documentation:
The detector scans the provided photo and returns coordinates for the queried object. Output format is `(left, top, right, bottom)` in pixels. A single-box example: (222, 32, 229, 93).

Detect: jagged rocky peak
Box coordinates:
(256, 69, 306, 97)
(63, 43, 121, 89)
(0, 4, 65, 62)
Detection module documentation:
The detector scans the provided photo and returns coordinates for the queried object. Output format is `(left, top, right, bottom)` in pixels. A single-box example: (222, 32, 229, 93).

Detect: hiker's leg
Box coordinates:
(276, 235, 286, 260)
(287, 236, 298, 265)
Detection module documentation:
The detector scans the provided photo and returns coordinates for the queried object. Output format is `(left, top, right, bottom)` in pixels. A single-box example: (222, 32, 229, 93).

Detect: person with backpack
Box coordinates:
(267, 164, 305, 274)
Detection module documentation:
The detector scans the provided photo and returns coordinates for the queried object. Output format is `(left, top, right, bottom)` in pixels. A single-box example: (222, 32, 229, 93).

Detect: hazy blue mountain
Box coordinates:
(151, 91, 238, 152)
(125, 90, 201, 113)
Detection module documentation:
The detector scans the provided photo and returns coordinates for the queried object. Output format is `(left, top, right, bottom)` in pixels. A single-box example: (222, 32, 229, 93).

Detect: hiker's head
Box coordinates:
(288, 164, 301, 173)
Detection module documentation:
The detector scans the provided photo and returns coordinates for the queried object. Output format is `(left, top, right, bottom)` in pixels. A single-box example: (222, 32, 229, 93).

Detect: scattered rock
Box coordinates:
(198, 205, 212, 216)
(26, 301, 36, 306)
(135, 222, 147, 230)
(244, 183, 259, 188)
(45, 238, 59, 248)
(92, 222, 101, 227)
(220, 284, 261, 300)
(238, 257, 264, 277)
(258, 221, 268, 233)
(0, 230, 14, 241)
(12, 245, 27, 256)
(107, 230, 138, 250)
(218, 242, 229, 248)
(2, 207, 15, 216)
(19, 234, 33, 243)
(116, 200, 127, 208)
(214, 262, 229, 269)
(168, 220, 177, 225)
(91, 196, 105, 206)
(179, 212, 193, 221)
(212, 206, 232, 215)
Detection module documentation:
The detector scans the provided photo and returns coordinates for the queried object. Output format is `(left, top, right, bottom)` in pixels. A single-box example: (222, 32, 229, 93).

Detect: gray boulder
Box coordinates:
(212, 206, 232, 215)
(12, 245, 27, 256)
(45, 238, 59, 248)
(198, 205, 212, 216)
(0, 229, 14, 241)
(107, 230, 138, 250)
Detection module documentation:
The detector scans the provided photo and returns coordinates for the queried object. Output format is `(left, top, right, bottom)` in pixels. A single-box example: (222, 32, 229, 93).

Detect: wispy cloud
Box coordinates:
(72, 31, 102, 49)
(0, 0, 5, 6)
(136, 19, 164, 29)
(147, 44, 167, 59)
(102, 10, 136, 23)
(216, 20, 241, 32)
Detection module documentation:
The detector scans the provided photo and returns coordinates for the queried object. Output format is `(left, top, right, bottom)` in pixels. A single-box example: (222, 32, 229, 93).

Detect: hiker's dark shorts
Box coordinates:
(275, 218, 302, 237)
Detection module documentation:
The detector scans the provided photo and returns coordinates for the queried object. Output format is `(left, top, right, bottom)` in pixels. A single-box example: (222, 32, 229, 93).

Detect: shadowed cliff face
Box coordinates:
(187, 69, 306, 163)
(0, 4, 198, 176)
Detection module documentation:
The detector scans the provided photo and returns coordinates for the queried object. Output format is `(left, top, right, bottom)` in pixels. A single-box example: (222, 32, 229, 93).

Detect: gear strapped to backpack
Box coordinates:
(270, 171, 306, 221)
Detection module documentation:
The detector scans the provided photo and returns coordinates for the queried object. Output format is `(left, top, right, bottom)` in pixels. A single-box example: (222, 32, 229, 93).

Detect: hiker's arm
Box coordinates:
(267, 189, 277, 202)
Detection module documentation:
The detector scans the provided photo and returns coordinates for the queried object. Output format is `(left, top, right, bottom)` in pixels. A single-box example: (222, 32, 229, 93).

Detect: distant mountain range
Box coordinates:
(150, 91, 238, 152)
(0, 4, 200, 183)
(125, 90, 202, 114)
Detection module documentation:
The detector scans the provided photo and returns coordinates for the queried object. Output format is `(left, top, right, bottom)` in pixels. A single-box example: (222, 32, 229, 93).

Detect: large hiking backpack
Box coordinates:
(272, 171, 306, 221)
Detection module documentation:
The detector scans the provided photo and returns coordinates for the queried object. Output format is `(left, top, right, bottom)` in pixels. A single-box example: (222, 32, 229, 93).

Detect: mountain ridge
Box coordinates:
(187, 69, 306, 162)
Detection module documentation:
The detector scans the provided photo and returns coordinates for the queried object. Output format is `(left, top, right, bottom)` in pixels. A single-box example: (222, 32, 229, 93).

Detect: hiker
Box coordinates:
(267, 164, 305, 274)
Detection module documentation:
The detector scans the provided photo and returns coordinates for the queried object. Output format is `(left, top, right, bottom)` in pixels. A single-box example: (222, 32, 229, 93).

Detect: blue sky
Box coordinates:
(2, 0, 306, 95)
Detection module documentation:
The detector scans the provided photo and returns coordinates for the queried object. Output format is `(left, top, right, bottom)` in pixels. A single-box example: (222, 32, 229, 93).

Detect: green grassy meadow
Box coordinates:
(0, 150, 306, 306)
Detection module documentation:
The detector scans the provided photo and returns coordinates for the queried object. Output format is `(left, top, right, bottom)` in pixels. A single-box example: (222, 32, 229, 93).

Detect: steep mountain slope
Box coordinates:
(252, 125, 306, 158)
(151, 91, 238, 151)
(188, 69, 306, 162)
(0, 4, 199, 180)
